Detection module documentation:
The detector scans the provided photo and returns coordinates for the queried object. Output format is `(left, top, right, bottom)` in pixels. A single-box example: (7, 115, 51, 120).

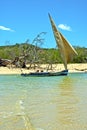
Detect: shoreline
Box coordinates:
(0, 63, 87, 74)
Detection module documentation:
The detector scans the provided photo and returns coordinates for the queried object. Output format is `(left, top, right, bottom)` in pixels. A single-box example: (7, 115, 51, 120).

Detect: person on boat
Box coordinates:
(36, 70, 39, 72)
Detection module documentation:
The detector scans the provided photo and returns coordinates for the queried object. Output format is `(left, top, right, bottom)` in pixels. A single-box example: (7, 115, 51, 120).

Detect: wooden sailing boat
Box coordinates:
(21, 14, 77, 77)
(48, 14, 78, 74)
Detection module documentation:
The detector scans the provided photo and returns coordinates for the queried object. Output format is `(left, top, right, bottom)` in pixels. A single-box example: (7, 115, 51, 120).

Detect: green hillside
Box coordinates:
(0, 43, 87, 64)
(0, 32, 87, 67)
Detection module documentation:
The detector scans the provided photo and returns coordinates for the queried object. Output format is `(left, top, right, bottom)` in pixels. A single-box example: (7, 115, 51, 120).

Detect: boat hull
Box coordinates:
(21, 70, 68, 77)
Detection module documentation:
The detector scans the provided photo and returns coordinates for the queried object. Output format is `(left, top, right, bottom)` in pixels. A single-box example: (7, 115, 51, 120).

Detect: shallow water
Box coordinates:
(0, 73, 87, 130)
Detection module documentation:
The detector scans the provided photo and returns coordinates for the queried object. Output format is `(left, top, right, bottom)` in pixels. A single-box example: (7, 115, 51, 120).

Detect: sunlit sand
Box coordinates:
(0, 63, 87, 74)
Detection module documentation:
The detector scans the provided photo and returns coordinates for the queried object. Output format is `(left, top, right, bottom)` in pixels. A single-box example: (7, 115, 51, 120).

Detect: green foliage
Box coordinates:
(0, 44, 87, 63)
(73, 47, 87, 63)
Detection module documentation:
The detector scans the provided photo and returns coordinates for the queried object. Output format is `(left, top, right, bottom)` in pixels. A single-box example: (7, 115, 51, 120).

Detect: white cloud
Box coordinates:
(58, 24, 72, 31)
(0, 25, 14, 32)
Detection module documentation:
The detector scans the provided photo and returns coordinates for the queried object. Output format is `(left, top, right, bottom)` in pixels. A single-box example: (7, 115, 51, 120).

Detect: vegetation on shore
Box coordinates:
(0, 32, 87, 68)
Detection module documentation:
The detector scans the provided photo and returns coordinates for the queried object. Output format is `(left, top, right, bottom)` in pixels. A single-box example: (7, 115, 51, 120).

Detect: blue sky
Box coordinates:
(0, 0, 87, 48)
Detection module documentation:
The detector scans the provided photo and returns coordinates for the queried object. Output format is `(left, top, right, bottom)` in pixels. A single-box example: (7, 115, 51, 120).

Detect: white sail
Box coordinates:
(49, 14, 78, 70)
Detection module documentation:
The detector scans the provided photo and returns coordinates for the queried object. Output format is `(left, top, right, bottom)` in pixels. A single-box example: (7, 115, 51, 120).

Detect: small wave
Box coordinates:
(0, 100, 45, 130)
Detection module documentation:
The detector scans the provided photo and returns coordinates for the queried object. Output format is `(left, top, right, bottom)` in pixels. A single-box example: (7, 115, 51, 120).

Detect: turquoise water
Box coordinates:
(0, 73, 87, 130)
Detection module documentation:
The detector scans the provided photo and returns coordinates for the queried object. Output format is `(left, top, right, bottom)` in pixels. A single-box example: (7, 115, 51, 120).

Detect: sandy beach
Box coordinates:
(0, 63, 87, 74)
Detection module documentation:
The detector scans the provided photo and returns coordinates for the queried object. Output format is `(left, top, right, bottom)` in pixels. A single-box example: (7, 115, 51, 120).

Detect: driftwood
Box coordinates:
(11, 57, 26, 68)
(75, 68, 87, 71)
(0, 59, 11, 67)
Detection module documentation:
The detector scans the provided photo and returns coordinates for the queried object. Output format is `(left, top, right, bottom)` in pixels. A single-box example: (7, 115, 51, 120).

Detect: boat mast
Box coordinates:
(48, 13, 78, 70)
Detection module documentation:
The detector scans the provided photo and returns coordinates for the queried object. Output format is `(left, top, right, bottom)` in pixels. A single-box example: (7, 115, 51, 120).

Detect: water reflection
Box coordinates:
(0, 74, 87, 130)
(25, 77, 80, 130)
(56, 76, 87, 130)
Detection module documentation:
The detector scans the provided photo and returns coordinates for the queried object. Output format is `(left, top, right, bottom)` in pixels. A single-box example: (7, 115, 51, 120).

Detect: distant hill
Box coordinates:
(0, 43, 87, 64)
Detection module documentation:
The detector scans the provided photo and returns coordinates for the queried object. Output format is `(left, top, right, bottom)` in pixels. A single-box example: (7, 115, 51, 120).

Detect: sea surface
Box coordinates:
(0, 73, 87, 130)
